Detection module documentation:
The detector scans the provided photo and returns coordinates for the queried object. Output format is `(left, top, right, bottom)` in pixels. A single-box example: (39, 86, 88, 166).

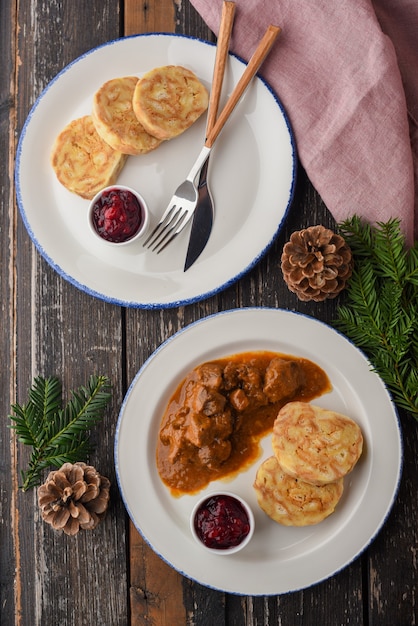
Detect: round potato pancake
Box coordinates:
(51, 115, 127, 199)
(92, 76, 162, 155)
(132, 65, 208, 140)
(272, 402, 363, 486)
(254, 456, 344, 526)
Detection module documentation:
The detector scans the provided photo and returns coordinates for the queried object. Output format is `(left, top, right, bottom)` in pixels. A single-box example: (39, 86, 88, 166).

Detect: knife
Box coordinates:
(184, 158, 213, 271)
(184, 1, 236, 272)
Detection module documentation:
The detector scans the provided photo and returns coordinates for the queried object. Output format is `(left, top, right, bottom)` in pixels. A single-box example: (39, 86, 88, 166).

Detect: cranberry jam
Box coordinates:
(91, 187, 144, 243)
(193, 494, 252, 550)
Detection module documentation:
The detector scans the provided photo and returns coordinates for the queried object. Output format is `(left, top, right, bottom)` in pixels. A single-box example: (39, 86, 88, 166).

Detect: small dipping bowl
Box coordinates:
(190, 491, 255, 555)
(88, 185, 149, 246)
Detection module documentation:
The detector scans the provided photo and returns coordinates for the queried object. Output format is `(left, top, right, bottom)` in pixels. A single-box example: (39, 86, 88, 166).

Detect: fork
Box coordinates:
(143, 23, 281, 253)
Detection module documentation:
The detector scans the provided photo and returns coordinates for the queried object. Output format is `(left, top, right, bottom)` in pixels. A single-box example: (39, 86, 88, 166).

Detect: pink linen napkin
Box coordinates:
(190, 0, 417, 245)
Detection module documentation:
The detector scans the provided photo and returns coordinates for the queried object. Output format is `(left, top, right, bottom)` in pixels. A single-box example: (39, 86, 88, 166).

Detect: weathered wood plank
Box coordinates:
(123, 4, 189, 625)
(126, 310, 189, 626)
(1, 0, 19, 624)
(367, 409, 418, 626)
(175, 0, 215, 40)
(124, 0, 175, 34)
(129, 519, 188, 626)
(12, 1, 128, 625)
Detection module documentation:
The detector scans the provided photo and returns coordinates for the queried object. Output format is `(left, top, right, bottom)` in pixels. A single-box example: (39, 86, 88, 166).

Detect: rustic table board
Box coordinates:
(1, 1, 416, 624)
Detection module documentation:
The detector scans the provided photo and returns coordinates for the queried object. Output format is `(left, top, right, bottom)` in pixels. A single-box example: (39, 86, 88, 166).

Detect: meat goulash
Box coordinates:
(156, 351, 331, 495)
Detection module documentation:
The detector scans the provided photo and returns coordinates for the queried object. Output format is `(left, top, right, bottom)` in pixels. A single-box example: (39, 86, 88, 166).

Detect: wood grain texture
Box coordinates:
(129, 520, 187, 626)
(124, 0, 175, 35)
(12, 2, 127, 625)
(2, 0, 417, 624)
(205, 1, 236, 135)
(123, 9, 186, 625)
(1, 0, 18, 624)
(367, 409, 418, 626)
(206, 25, 281, 148)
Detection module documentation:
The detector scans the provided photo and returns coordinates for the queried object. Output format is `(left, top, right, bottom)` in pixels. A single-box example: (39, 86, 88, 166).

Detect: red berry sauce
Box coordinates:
(92, 187, 143, 243)
(194, 495, 251, 550)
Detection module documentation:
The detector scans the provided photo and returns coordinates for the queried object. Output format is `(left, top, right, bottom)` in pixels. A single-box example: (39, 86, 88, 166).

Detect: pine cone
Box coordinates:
(38, 462, 110, 536)
(281, 225, 353, 302)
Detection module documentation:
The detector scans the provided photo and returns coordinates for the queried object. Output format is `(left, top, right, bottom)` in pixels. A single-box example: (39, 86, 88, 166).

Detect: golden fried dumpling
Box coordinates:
(132, 65, 208, 140)
(272, 402, 363, 486)
(254, 456, 344, 526)
(50, 115, 127, 199)
(92, 76, 162, 155)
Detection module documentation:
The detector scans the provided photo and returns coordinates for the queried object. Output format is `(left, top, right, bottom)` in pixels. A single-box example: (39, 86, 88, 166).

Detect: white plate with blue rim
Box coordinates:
(15, 34, 296, 308)
(115, 308, 402, 595)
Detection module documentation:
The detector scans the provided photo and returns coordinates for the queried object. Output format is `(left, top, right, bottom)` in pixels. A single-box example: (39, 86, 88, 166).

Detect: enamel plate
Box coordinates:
(15, 34, 296, 308)
(115, 308, 402, 595)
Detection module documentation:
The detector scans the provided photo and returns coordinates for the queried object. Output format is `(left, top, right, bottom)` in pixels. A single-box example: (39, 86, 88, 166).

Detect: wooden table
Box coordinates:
(2, 1, 417, 624)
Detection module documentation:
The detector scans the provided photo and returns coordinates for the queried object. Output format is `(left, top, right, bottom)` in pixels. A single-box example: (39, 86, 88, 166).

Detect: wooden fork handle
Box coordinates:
(206, 1, 236, 137)
(205, 24, 281, 149)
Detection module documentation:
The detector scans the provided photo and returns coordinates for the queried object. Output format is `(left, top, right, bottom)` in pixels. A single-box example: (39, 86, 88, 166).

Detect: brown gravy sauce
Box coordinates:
(156, 351, 331, 496)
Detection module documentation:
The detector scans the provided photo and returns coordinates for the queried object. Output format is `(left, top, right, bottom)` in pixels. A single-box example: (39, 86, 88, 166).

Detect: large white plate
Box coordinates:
(15, 34, 296, 308)
(115, 308, 402, 595)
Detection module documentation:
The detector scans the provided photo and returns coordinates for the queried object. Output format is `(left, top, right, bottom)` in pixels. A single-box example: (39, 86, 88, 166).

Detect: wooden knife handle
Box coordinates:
(205, 24, 281, 149)
(206, 1, 236, 137)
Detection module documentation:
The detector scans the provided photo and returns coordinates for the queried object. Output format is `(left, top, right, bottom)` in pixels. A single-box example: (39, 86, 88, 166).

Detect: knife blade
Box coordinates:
(183, 158, 213, 271)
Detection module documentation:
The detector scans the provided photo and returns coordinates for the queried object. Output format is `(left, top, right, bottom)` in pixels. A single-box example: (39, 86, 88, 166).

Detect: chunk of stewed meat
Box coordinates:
(197, 439, 232, 468)
(229, 388, 250, 412)
(222, 362, 240, 390)
(185, 381, 226, 416)
(159, 408, 187, 446)
(263, 358, 304, 403)
(194, 363, 223, 390)
(185, 410, 233, 448)
(222, 362, 268, 407)
(159, 409, 189, 463)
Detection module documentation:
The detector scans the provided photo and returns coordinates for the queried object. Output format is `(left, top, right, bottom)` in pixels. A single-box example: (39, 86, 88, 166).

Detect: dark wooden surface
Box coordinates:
(1, 1, 416, 624)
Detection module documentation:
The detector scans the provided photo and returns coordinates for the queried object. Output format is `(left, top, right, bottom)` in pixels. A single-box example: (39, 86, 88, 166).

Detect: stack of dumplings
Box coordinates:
(253, 402, 363, 526)
(51, 66, 208, 199)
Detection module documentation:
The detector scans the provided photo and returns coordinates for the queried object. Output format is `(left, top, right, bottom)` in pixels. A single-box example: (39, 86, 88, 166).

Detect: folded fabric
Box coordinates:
(371, 0, 418, 243)
(190, 0, 417, 246)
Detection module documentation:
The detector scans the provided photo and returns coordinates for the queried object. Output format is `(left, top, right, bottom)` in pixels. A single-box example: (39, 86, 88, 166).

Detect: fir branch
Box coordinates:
(335, 217, 418, 421)
(406, 246, 418, 285)
(9, 375, 111, 491)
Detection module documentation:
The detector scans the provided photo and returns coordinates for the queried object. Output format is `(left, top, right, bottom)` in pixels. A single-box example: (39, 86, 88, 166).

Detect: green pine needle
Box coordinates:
(334, 216, 418, 420)
(9, 375, 111, 491)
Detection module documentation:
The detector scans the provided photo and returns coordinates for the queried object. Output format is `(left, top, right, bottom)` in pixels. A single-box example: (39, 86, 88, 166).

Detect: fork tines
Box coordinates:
(143, 205, 188, 253)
